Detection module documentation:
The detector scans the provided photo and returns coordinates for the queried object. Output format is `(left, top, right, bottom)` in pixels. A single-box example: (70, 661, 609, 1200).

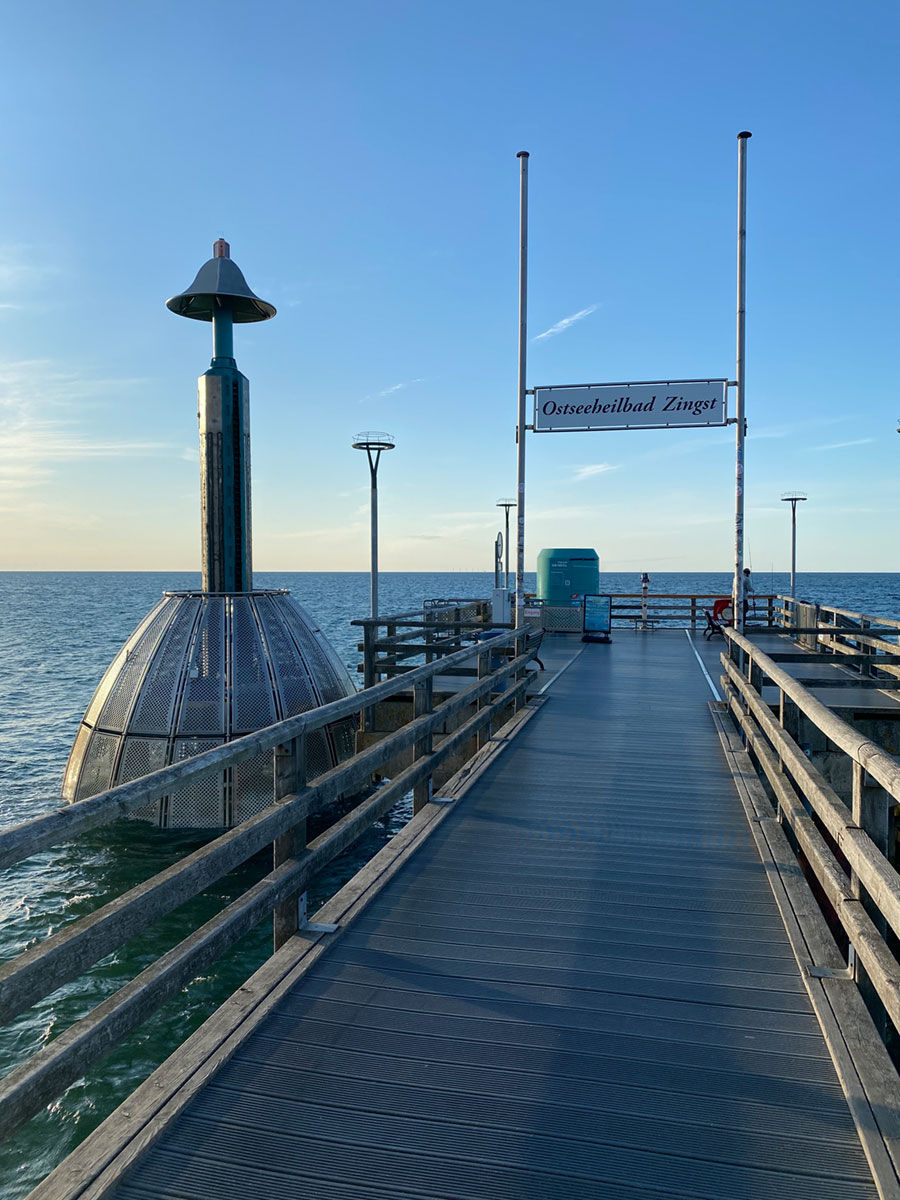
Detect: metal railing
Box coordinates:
(720, 623, 900, 1049)
(0, 626, 536, 1145)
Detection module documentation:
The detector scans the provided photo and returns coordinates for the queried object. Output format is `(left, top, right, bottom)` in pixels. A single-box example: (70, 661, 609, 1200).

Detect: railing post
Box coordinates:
(363, 622, 381, 733)
(851, 759, 893, 1040)
(690, 597, 697, 631)
(424, 608, 435, 665)
(273, 732, 307, 951)
(748, 653, 764, 695)
(513, 628, 528, 713)
(477, 647, 492, 749)
(413, 677, 434, 815)
(859, 617, 874, 677)
(363, 622, 376, 686)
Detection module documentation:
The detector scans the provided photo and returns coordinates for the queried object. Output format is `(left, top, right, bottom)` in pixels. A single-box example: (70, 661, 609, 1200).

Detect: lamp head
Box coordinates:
(167, 239, 276, 323)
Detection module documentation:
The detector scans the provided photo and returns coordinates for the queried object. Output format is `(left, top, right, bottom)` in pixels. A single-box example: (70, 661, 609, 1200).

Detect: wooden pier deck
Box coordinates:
(66, 630, 885, 1200)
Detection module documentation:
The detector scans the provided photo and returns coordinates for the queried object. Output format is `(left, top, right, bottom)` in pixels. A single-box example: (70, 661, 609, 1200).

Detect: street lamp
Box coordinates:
(353, 432, 395, 618)
(496, 498, 514, 589)
(781, 491, 807, 599)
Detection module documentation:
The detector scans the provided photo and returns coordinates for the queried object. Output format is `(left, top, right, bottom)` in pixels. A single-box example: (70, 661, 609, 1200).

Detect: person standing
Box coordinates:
(743, 567, 755, 620)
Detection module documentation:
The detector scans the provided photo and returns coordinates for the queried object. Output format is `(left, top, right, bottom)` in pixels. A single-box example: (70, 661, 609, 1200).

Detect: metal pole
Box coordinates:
(781, 491, 805, 603)
(790, 501, 797, 599)
(211, 304, 234, 363)
(734, 132, 751, 632)
(353, 433, 393, 622)
(368, 450, 380, 619)
(515, 151, 529, 628)
(504, 506, 510, 589)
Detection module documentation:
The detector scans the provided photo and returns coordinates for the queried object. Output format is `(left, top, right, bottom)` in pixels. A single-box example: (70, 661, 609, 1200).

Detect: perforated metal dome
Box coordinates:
(63, 591, 356, 828)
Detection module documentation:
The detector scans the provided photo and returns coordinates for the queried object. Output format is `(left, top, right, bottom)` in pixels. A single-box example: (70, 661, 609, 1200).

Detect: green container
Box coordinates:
(537, 548, 600, 606)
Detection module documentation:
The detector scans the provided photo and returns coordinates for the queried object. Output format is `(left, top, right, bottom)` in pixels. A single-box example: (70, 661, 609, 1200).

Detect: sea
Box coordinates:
(1, 569, 899, 1197)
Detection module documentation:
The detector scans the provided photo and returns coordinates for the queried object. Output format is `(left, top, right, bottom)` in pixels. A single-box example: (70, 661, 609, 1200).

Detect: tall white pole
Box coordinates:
(790, 501, 797, 599)
(369, 452, 379, 619)
(504, 506, 511, 589)
(353, 433, 394, 621)
(515, 151, 529, 627)
(734, 132, 751, 632)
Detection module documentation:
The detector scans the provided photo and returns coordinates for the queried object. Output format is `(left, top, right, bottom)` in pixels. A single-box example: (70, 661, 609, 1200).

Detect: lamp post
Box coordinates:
(781, 491, 807, 599)
(496, 498, 514, 588)
(353, 432, 395, 618)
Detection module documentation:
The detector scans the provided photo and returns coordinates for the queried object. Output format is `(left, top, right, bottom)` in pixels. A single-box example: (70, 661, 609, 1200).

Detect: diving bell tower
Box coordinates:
(62, 241, 356, 828)
(168, 237, 268, 593)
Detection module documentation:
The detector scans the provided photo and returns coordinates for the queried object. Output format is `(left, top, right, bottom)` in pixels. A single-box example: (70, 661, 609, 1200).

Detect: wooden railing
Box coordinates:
(353, 599, 493, 691)
(610, 592, 777, 629)
(530, 593, 778, 632)
(720, 624, 900, 1047)
(0, 626, 536, 1144)
(775, 596, 900, 677)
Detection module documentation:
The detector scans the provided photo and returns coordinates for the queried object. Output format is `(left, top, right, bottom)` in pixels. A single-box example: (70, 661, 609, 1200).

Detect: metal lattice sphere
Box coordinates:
(63, 591, 356, 828)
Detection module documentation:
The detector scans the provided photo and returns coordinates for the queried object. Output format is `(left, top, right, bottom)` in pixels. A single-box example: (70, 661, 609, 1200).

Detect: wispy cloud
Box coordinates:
(571, 463, 619, 482)
(0, 245, 55, 292)
(811, 437, 875, 451)
(749, 425, 792, 440)
(361, 378, 425, 403)
(0, 358, 182, 503)
(532, 305, 597, 342)
(529, 505, 601, 520)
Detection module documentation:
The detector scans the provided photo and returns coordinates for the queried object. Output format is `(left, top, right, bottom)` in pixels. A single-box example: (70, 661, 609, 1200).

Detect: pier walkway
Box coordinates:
(77, 632, 880, 1200)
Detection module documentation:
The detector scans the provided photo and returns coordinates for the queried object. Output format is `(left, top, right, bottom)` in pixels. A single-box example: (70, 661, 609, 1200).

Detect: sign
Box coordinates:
(533, 379, 728, 433)
(583, 594, 612, 636)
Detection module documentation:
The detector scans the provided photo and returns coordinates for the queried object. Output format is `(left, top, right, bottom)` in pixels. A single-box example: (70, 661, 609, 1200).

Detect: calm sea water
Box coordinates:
(0, 569, 898, 1196)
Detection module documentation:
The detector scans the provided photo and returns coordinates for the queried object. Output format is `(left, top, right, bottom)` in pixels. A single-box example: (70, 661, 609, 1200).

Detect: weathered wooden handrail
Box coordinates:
(721, 624, 900, 1045)
(0, 636, 530, 1023)
(724, 627, 900, 800)
(817, 602, 900, 634)
(778, 597, 900, 646)
(0, 629, 521, 871)
(350, 599, 487, 625)
(353, 603, 493, 692)
(719, 676, 900, 1032)
(0, 627, 536, 1141)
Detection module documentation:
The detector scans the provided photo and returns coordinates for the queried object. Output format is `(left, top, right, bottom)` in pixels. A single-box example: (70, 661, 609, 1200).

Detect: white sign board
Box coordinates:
(533, 379, 728, 433)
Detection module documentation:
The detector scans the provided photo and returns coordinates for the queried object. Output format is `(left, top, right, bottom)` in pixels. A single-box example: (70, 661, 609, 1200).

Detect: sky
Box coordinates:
(0, 0, 897, 575)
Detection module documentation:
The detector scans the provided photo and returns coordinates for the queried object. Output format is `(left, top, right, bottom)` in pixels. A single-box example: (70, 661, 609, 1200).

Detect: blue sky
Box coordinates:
(0, 1, 897, 574)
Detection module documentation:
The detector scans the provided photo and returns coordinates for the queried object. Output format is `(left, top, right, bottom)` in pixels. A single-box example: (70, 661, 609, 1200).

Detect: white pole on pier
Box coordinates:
(353, 432, 395, 619)
(733, 132, 751, 632)
(781, 491, 807, 599)
(515, 151, 529, 628)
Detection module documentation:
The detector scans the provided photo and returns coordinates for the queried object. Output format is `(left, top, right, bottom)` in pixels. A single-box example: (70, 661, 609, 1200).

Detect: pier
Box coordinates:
(3, 595, 900, 1198)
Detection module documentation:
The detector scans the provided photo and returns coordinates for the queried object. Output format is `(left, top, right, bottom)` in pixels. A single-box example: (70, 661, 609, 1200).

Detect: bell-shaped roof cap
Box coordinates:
(166, 239, 276, 323)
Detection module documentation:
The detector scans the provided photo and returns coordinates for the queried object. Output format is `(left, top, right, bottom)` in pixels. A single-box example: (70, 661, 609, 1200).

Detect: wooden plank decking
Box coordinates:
(89, 633, 880, 1198)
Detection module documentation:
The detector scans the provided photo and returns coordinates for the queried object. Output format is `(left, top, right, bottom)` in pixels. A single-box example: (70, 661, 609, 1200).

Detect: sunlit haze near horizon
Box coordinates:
(0, 1, 897, 574)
